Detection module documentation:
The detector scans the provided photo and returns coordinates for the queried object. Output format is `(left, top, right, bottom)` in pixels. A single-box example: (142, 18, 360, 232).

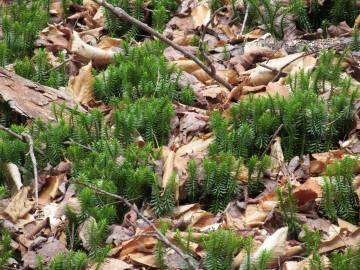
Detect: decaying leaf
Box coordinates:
(4, 186, 34, 222)
(240, 227, 288, 269)
(67, 61, 94, 104)
(39, 174, 66, 205)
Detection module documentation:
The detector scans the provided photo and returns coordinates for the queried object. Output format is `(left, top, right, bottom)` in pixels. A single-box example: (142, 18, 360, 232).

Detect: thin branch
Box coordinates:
(0, 124, 44, 155)
(22, 133, 39, 208)
(45, 57, 73, 75)
(0, 124, 25, 141)
(258, 63, 289, 76)
(91, 0, 233, 91)
(240, 5, 249, 36)
(199, 6, 226, 74)
(71, 179, 199, 270)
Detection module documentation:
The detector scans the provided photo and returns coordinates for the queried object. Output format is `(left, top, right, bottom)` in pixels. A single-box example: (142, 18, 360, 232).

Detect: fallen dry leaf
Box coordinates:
(67, 61, 94, 104)
(5, 162, 23, 192)
(36, 24, 72, 53)
(4, 186, 34, 222)
(191, 3, 211, 28)
(39, 174, 66, 205)
(162, 150, 175, 189)
(293, 178, 322, 207)
(244, 53, 305, 86)
(71, 31, 120, 66)
(240, 227, 288, 269)
(128, 252, 157, 268)
(270, 137, 284, 171)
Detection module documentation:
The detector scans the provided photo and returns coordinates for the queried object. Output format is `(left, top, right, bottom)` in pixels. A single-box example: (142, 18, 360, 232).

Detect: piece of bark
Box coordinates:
(0, 67, 82, 122)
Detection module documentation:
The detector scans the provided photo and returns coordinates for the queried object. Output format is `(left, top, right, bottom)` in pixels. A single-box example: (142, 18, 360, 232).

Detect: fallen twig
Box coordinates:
(22, 133, 39, 208)
(71, 179, 199, 270)
(240, 5, 249, 36)
(258, 63, 289, 76)
(45, 57, 73, 75)
(91, 0, 233, 91)
(0, 124, 45, 155)
(199, 6, 227, 74)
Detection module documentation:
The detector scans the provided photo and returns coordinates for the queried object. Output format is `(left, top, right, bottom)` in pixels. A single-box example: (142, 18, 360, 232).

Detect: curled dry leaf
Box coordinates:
(67, 61, 94, 104)
(319, 227, 360, 254)
(293, 178, 322, 207)
(71, 31, 120, 66)
(179, 112, 208, 143)
(39, 174, 66, 205)
(36, 24, 72, 53)
(240, 227, 288, 269)
(4, 186, 34, 222)
(119, 235, 157, 257)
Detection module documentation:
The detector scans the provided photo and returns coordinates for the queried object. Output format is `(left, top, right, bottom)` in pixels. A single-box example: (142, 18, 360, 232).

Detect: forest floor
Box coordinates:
(1, 0, 360, 269)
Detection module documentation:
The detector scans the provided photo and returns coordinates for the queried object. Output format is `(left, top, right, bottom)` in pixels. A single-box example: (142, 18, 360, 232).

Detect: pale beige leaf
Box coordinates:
(270, 137, 284, 171)
(191, 3, 211, 28)
(171, 59, 200, 73)
(67, 61, 94, 104)
(162, 150, 175, 188)
(4, 186, 34, 222)
(39, 174, 66, 205)
(244, 53, 305, 86)
(128, 253, 157, 268)
(240, 227, 288, 269)
(6, 162, 23, 192)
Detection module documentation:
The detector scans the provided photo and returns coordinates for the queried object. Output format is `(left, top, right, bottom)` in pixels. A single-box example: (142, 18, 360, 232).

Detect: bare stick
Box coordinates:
(45, 57, 73, 75)
(0, 124, 25, 141)
(258, 63, 289, 76)
(199, 6, 227, 74)
(91, 0, 233, 91)
(0, 124, 45, 155)
(22, 133, 39, 208)
(71, 179, 199, 270)
(240, 5, 249, 36)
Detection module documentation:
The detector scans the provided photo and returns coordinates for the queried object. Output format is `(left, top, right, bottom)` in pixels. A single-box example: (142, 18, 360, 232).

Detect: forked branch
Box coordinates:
(71, 179, 199, 270)
(91, 0, 233, 91)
